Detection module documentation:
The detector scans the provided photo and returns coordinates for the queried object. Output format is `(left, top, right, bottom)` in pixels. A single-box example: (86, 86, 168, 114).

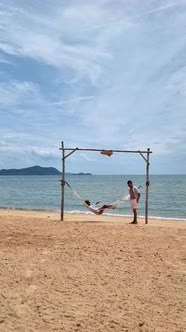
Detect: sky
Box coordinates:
(0, 0, 186, 175)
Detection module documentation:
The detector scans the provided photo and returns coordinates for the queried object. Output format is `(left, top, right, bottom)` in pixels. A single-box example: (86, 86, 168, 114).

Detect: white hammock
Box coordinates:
(62, 179, 130, 214)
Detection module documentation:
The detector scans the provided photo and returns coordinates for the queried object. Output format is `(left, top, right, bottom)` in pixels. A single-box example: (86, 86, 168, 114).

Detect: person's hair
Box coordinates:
(84, 200, 90, 205)
(127, 180, 132, 185)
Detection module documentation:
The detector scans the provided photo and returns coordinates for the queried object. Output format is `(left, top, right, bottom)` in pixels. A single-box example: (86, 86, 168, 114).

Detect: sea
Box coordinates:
(0, 174, 185, 221)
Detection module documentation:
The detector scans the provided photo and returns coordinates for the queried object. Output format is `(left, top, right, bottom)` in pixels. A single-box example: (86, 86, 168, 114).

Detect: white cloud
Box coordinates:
(0, 81, 42, 107)
(0, 2, 113, 84)
(0, 0, 186, 173)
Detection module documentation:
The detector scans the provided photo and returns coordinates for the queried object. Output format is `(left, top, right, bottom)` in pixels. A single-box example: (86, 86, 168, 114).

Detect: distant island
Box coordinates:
(0, 165, 92, 176)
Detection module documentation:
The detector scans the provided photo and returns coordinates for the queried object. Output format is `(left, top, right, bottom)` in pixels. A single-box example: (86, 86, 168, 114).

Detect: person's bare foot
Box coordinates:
(129, 221, 138, 224)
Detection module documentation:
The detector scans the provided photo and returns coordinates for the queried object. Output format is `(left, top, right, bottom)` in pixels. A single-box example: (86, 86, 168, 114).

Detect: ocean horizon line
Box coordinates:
(0, 173, 186, 176)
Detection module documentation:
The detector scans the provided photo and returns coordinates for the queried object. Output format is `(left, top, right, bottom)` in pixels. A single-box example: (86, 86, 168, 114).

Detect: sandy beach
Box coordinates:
(0, 209, 185, 332)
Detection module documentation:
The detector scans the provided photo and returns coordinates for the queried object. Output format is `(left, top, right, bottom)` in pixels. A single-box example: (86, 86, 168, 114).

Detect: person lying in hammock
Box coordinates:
(84, 200, 116, 215)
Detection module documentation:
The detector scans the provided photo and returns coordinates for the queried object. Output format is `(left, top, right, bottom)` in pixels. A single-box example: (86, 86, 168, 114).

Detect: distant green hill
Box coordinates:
(0, 165, 61, 175)
(0, 165, 92, 176)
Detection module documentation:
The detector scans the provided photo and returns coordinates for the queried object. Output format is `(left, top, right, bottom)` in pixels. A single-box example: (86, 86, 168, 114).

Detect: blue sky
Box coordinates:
(0, 0, 186, 175)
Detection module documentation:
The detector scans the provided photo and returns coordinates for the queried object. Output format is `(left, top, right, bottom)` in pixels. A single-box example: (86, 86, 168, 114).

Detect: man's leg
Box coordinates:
(129, 208, 138, 224)
(133, 209, 137, 223)
(102, 204, 115, 209)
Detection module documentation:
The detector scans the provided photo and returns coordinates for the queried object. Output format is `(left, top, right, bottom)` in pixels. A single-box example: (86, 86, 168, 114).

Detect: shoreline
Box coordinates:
(1, 205, 186, 222)
(0, 208, 186, 228)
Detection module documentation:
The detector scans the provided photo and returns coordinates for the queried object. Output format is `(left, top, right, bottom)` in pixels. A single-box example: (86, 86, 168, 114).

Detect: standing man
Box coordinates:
(127, 180, 141, 224)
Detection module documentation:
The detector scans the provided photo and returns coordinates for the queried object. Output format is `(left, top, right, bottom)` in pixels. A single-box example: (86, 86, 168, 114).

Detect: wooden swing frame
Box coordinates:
(59, 141, 152, 223)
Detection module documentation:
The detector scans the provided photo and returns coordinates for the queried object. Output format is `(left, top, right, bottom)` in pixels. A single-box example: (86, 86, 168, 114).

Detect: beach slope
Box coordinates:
(0, 210, 185, 332)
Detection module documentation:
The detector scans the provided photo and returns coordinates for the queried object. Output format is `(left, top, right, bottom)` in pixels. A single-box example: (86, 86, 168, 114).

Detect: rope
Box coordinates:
(60, 179, 130, 213)
(61, 179, 88, 208)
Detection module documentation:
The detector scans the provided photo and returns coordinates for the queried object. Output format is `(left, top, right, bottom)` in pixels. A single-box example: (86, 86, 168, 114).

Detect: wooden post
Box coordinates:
(60, 141, 65, 221)
(59, 143, 152, 223)
(145, 148, 150, 224)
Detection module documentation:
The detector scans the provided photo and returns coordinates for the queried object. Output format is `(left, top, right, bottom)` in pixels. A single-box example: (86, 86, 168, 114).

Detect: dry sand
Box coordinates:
(0, 209, 185, 332)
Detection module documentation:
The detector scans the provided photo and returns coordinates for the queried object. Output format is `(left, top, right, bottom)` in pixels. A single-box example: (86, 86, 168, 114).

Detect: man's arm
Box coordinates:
(136, 192, 141, 203)
(133, 186, 141, 203)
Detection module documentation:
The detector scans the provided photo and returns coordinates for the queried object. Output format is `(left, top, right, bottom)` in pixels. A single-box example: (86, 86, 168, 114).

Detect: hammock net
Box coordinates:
(62, 179, 130, 214)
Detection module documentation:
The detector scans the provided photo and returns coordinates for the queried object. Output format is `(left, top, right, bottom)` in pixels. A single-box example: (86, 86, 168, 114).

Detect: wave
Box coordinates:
(65, 210, 186, 221)
(1, 206, 185, 222)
